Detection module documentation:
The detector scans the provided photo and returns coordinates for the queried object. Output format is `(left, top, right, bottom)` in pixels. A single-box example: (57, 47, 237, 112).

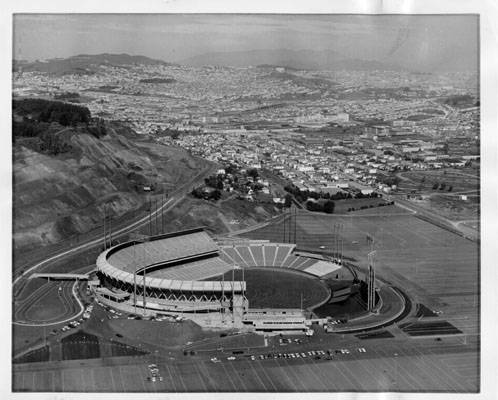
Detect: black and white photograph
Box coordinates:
(6, 1, 498, 396)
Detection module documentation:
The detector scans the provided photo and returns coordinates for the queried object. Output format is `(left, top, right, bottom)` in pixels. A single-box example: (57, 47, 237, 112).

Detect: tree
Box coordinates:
(284, 194, 292, 208)
(212, 189, 222, 200)
(432, 182, 439, 190)
(247, 168, 259, 179)
(323, 201, 335, 214)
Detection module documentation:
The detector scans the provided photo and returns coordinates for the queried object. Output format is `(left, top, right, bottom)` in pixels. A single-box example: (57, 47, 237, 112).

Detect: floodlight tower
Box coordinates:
(367, 250, 377, 312)
(129, 232, 148, 314)
(283, 210, 286, 243)
(293, 205, 297, 244)
(103, 205, 106, 250)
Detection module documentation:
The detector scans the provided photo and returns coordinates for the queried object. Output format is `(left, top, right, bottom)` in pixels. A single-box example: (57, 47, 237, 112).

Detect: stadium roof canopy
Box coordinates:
(96, 228, 246, 293)
(107, 228, 219, 273)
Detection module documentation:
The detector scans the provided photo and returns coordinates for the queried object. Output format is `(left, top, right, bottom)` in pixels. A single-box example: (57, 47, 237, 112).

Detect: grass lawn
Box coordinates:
(211, 268, 330, 309)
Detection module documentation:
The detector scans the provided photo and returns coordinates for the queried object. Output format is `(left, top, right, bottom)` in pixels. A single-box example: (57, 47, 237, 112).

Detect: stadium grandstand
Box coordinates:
(93, 227, 356, 331)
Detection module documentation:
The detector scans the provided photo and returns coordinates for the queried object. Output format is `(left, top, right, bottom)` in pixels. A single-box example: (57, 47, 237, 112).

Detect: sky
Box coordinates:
(13, 14, 479, 71)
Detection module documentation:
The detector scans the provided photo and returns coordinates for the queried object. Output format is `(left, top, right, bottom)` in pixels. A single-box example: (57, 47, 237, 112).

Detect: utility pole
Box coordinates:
(148, 197, 152, 237)
(367, 250, 377, 312)
(161, 194, 165, 234)
(103, 205, 106, 250)
(108, 208, 112, 248)
(232, 267, 235, 324)
(294, 205, 297, 244)
(154, 198, 158, 236)
(283, 210, 286, 243)
(222, 273, 225, 324)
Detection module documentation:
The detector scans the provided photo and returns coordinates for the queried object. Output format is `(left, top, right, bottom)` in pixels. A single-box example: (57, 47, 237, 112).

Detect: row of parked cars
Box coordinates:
(56, 304, 95, 333)
(278, 338, 303, 345)
(211, 347, 367, 363)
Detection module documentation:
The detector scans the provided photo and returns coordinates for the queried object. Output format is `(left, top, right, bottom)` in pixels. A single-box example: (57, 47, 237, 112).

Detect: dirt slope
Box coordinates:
(13, 122, 209, 250)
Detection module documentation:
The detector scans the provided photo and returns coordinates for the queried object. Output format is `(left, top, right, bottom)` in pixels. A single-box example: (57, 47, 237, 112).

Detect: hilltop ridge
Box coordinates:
(12, 98, 209, 250)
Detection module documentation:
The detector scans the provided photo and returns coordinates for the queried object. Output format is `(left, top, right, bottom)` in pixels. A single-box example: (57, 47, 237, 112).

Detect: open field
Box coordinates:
(210, 268, 330, 309)
(396, 168, 479, 194)
(241, 207, 479, 337)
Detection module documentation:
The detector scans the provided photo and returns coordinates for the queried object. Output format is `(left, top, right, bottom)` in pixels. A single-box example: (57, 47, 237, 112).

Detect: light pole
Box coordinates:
(129, 232, 148, 315)
(393, 352, 398, 389)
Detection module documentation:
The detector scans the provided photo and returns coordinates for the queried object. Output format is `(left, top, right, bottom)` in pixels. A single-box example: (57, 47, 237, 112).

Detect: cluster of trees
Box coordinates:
(13, 98, 91, 126)
(442, 94, 474, 107)
(192, 166, 264, 202)
(377, 175, 400, 187)
(306, 200, 335, 213)
(12, 99, 109, 155)
(347, 201, 394, 212)
(86, 118, 108, 138)
(285, 184, 379, 203)
(432, 182, 453, 191)
(204, 174, 224, 190)
(13, 120, 72, 155)
(285, 184, 352, 203)
(153, 127, 182, 139)
(139, 77, 176, 84)
(246, 168, 259, 179)
(191, 187, 222, 201)
(53, 92, 80, 100)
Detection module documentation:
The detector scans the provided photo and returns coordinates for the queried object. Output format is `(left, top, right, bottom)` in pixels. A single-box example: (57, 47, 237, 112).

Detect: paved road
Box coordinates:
(13, 162, 217, 326)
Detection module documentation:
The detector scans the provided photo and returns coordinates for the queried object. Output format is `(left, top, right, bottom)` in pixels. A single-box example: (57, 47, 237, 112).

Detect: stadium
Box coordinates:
(94, 228, 358, 333)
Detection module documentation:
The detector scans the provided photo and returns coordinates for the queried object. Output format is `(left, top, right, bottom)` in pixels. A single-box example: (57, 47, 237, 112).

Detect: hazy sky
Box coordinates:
(13, 14, 478, 71)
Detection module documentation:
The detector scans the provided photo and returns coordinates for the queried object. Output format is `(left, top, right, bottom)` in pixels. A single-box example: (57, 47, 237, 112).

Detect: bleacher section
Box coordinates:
(250, 245, 265, 266)
(274, 245, 294, 266)
(222, 247, 246, 266)
(147, 256, 232, 281)
(264, 245, 277, 266)
(235, 246, 256, 267)
(304, 260, 342, 277)
(108, 230, 219, 272)
(219, 243, 309, 270)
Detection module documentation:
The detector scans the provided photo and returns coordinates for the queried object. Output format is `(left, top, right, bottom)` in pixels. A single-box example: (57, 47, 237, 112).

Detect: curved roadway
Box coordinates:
(13, 163, 217, 326)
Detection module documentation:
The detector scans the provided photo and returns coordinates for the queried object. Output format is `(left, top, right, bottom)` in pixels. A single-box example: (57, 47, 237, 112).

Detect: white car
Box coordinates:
(210, 357, 220, 363)
(357, 348, 367, 353)
(227, 356, 236, 361)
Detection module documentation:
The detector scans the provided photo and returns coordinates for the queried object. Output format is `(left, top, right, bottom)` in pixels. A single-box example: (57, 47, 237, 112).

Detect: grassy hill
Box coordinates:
(13, 53, 174, 76)
(12, 98, 210, 250)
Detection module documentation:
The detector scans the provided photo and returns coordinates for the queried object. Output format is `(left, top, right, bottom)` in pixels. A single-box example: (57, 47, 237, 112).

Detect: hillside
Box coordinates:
(12, 99, 210, 250)
(180, 49, 404, 71)
(13, 53, 174, 75)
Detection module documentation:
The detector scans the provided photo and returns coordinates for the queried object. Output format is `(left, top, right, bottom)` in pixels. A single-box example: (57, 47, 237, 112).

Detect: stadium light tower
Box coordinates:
(103, 204, 106, 250)
(293, 205, 297, 244)
(367, 250, 377, 312)
(129, 232, 148, 314)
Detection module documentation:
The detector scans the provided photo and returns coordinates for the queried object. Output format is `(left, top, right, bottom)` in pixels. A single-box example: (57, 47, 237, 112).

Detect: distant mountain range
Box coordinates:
(14, 50, 408, 74)
(179, 49, 406, 71)
(13, 53, 174, 75)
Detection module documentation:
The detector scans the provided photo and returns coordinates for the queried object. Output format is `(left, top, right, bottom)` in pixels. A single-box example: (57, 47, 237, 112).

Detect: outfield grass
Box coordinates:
(211, 268, 330, 309)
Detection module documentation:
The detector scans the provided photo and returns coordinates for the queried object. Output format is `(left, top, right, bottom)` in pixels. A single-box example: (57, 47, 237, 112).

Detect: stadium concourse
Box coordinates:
(94, 228, 356, 333)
